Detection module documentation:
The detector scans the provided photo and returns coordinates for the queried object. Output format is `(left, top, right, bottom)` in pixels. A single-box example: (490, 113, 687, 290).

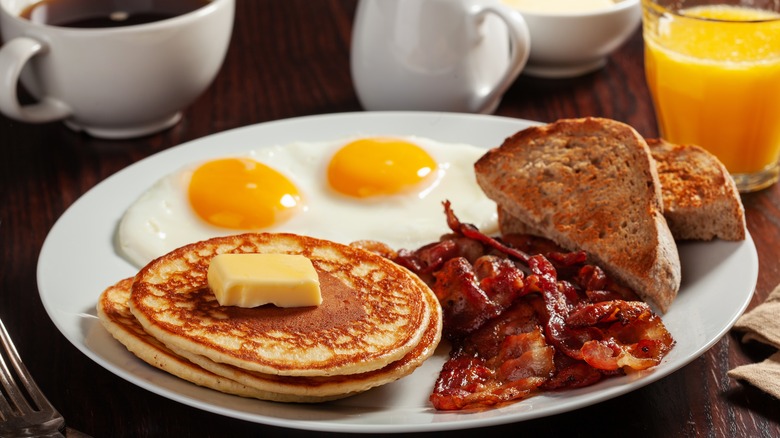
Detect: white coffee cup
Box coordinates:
(350, 0, 530, 114)
(0, 0, 234, 139)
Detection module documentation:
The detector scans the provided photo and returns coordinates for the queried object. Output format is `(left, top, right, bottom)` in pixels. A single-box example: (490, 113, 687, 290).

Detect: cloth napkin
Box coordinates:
(728, 283, 780, 399)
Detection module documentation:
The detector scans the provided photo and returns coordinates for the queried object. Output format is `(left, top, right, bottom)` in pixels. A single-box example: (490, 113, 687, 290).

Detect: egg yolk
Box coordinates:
(327, 138, 437, 198)
(188, 158, 301, 229)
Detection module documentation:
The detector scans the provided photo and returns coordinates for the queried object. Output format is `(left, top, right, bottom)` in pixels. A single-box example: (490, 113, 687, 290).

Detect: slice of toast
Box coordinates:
(646, 138, 746, 241)
(499, 139, 747, 242)
(474, 117, 681, 313)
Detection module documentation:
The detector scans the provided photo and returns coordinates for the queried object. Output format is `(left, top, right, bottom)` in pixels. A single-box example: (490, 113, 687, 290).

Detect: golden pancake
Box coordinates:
(97, 278, 343, 403)
(167, 274, 441, 397)
(99, 272, 441, 400)
(129, 233, 432, 377)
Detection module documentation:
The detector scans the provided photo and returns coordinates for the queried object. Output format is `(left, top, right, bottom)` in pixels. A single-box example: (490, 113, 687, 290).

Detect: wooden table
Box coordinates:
(2, 1, 778, 436)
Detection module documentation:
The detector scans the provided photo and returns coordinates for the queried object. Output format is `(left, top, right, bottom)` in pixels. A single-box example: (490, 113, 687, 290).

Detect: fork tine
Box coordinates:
(0, 317, 64, 432)
(0, 318, 39, 420)
(0, 361, 15, 419)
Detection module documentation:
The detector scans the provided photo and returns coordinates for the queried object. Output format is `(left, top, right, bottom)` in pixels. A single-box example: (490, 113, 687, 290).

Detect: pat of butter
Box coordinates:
(207, 253, 322, 308)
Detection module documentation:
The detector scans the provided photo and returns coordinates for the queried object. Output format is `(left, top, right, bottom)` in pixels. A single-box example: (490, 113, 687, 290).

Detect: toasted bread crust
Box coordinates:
(647, 138, 746, 241)
(475, 117, 681, 312)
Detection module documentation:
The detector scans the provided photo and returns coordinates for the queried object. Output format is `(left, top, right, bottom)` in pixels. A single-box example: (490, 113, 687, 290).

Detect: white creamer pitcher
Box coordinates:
(351, 0, 530, 114)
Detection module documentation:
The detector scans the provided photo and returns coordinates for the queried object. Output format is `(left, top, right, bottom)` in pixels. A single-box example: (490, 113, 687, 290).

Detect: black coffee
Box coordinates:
(20, 0, 210, 28)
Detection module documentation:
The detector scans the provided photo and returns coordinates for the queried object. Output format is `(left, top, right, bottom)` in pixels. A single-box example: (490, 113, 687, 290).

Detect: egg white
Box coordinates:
(117, 136, 498, 268)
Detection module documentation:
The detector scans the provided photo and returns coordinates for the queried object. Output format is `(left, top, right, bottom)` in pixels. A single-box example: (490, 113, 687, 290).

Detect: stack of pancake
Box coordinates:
(97, 233, 442, 403)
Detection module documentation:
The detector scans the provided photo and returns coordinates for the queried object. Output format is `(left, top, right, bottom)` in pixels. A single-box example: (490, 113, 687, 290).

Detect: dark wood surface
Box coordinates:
(2, 1, 779, 436)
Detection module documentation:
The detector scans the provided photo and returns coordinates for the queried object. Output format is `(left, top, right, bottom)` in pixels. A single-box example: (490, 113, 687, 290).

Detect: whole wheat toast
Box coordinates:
(474, 117, 681, 313)
(499, 139, 747, 243)
(646, 138, 746, 241)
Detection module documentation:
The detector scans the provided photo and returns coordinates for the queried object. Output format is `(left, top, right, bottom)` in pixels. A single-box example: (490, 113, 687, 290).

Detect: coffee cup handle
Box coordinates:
(468, 4, 530, 114)
(0, 37, 72, 123)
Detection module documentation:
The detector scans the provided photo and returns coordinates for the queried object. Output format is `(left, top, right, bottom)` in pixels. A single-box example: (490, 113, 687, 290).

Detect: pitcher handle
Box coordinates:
(0, 37, 71, 123)
(467, 4, 530, 114)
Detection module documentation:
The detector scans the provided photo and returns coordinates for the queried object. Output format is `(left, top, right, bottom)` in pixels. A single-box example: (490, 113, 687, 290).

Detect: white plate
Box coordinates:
(37, 112, 758, 433)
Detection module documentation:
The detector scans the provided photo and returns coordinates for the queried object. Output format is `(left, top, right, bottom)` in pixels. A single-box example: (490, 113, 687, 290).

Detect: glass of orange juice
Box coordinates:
(643, 0, 780, 192)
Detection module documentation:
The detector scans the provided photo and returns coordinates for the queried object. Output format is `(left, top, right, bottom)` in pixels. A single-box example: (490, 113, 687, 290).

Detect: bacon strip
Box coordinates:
(443, 200, 532, 265)
(354, 203, 676, 410)
(432, 257, 502, 339)
(422, 203, 675, 410)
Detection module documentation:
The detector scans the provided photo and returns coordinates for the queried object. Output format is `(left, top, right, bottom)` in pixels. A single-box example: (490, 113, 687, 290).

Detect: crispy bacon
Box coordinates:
(371, 202, 675, 411)
(443, 200, 532, 265)
(542, 352, 604, 390)
(432, 257, 503, 339)
(474, 256, 525, 312)
(430, 326, 555, 410)
(567, 301, 675, 370)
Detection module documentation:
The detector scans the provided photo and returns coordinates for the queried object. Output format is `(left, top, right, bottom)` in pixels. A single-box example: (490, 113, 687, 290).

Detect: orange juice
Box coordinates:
(644, 4, 780, 189)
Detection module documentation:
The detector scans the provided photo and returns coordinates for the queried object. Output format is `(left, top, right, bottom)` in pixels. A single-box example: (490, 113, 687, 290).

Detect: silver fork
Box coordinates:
(0, 317, 90, 438)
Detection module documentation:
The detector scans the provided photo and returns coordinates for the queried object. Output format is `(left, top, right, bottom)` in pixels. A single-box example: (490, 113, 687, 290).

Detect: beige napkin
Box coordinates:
(728, 283, 780, 399)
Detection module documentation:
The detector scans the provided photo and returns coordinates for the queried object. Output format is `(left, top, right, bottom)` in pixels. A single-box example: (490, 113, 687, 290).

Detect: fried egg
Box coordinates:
(118, 136, 498, 268)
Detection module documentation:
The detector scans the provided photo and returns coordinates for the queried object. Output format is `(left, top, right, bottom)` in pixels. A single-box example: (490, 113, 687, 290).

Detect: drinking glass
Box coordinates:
(643, 0, 780, 192)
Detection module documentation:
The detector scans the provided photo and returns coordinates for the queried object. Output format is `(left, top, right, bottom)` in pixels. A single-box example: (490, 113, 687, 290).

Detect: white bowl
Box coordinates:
(507, 0, 641, 78)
